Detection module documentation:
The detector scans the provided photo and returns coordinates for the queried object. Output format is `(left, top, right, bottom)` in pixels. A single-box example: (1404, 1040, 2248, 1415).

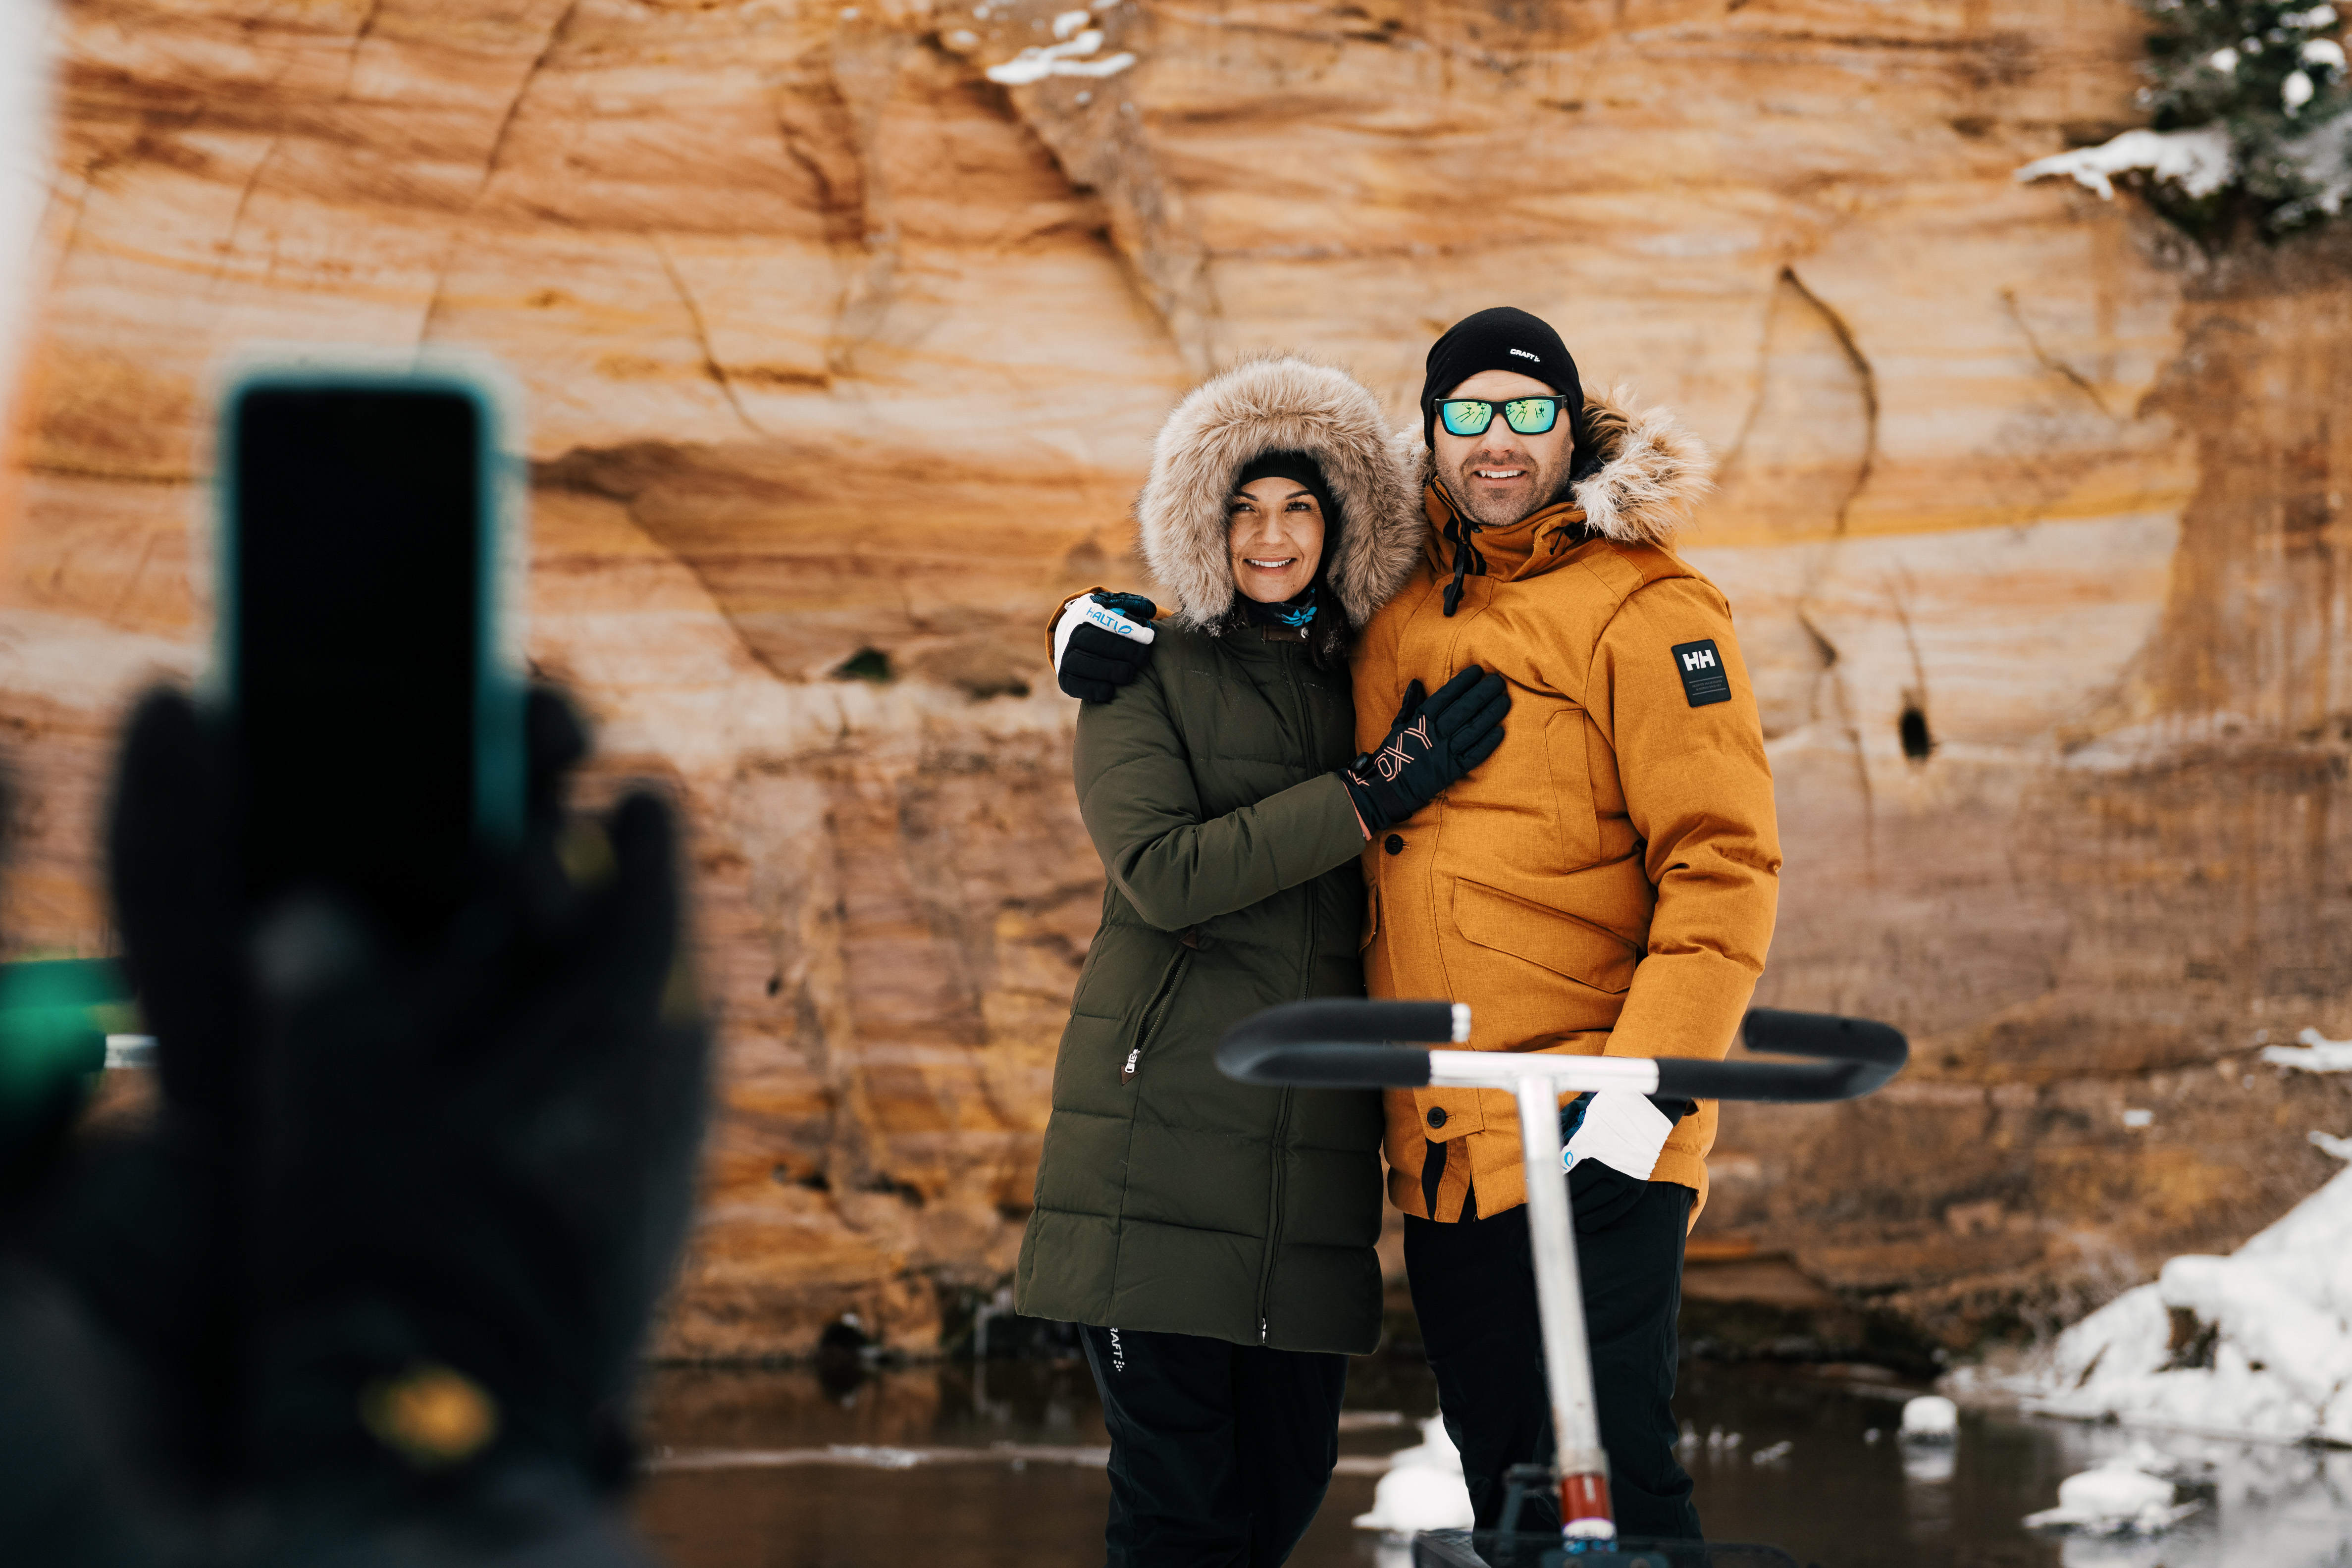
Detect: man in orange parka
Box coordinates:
(1049, 306, 1779, 1541)
(1359, 307, 1778, 1541)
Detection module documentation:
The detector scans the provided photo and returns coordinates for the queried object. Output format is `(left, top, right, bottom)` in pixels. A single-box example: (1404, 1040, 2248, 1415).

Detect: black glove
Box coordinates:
(1339, 666, 1510, 833)
(242, 784, 705, 1507)
(32, 682, 684, 1516)
(1054, 591, 1158, 703)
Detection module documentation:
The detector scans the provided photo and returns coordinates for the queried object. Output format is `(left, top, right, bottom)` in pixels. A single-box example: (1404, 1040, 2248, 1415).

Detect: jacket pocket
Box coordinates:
(1359, 888, 1381, 953)
(1544, 709, 1603, 870)
(1122, 940, 1195, 1084)
(1451, 877, 1638, 993)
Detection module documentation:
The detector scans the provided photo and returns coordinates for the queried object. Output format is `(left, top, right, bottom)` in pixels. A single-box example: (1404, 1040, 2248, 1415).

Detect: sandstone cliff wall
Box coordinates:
(9, 0, 2352, 1355)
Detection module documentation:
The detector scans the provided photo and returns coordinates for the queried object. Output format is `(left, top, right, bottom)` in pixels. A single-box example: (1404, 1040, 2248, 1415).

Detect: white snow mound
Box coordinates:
(2015, 126, 2234, 201)
(1353, 1416, 1474, 1533)
(1899, 1394, 1957, 1440)
(2023, 1444, 2199, 1537)
(2004, 1154, 2352, 1444)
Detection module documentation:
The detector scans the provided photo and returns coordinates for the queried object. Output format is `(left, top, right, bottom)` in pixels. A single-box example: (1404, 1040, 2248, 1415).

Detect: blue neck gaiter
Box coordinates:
(1242, 585, 1318, 629)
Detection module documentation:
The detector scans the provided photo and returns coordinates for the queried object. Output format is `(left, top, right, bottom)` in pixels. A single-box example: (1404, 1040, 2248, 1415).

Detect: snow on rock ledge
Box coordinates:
(2263, 1028, 2352, 1072)
(2016, 127, 2235, 200)
(2002, 1156, 2352, 1444)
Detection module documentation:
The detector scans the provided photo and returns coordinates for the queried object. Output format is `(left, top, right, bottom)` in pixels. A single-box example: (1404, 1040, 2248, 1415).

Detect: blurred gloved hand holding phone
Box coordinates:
(14, 681, 708, 1559)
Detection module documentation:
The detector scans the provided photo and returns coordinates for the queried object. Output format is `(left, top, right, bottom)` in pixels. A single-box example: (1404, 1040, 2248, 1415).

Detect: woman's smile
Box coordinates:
(1230, 475, 1325, 603)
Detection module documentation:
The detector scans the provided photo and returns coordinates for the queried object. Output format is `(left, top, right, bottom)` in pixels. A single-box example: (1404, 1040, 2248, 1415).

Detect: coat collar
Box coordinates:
(1423, 481, 1596, 588)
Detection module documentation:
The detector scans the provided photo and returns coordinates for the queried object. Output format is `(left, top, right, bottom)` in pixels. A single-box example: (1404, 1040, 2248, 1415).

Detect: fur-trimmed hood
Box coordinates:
(1138, 357, 1423, 631)
(1408, 384, 1714, 548)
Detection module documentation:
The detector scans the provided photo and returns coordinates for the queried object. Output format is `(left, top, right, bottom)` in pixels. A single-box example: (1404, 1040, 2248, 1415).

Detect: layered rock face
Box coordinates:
(10, 0, 2352, 1354)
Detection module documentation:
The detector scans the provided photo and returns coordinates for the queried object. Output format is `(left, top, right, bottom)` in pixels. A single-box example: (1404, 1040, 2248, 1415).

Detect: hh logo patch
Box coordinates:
(1671, 639, 1731, 707)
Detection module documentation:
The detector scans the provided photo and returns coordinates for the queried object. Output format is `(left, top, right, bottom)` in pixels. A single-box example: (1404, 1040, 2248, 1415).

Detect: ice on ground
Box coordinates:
(2024, 1444, 2200, 1538)
(1352, 1416, 1473, 1532)
(2015, 126, 2234, 201)
(2002, 1150, 2352, 1445)
(2264, 1027, 2352, 1072)
(1900, 1394, 1957, 1441)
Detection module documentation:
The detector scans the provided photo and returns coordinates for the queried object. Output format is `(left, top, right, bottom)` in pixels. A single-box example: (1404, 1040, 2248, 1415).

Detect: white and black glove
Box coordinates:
(1052, 591, 1158, 703)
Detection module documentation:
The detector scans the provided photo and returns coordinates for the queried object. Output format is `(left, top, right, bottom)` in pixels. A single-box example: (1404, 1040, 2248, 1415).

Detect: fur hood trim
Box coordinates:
(1406, 385, 1714, 547)
(1139, 357, 1423, 630)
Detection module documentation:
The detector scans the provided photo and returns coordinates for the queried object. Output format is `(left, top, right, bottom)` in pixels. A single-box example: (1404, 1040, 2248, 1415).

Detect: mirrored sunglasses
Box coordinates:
(1436, 395, 1564, 438)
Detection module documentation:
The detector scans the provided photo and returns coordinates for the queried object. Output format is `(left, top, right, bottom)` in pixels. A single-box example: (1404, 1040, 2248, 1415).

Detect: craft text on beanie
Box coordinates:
(1419, 306, 1583, 454)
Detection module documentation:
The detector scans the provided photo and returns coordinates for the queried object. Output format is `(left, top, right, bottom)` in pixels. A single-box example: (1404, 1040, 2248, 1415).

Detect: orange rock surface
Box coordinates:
(9, 0, 2352, 1354)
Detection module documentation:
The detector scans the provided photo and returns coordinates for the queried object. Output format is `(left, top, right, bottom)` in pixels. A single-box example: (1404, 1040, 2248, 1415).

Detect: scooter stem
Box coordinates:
(1511, 1073, 1615, 1545)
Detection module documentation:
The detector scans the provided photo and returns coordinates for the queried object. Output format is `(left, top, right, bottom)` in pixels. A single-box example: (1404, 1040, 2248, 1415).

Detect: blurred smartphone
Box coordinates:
(217, 362, 524, 940)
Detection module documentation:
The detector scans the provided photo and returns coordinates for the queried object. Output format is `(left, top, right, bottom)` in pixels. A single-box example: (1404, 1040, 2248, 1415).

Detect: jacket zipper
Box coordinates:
(1254, 645, 1316, 1344)
(1123, 942, 1193, 1084)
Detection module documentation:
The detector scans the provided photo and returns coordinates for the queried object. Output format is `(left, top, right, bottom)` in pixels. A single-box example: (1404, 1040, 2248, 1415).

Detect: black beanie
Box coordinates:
(1235, 450, 1342, 537)
(1420, 306, 1583, 453)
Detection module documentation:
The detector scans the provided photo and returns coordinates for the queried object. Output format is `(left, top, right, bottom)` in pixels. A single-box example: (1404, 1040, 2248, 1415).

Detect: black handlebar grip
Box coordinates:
(1217, 1043, 1435, 1089)
(1215, 999, 1453, 1088)
(1652, 1009, 1908, 1103)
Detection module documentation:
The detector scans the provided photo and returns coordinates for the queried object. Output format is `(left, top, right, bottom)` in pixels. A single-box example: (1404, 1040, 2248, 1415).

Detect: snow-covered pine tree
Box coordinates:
(2138, 0, 2352, 233)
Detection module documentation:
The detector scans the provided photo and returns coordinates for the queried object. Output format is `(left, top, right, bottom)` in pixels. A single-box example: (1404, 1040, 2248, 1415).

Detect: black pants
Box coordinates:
(1404, 1177, 1699, 1540)
(1080, 1323, 1348, 1568)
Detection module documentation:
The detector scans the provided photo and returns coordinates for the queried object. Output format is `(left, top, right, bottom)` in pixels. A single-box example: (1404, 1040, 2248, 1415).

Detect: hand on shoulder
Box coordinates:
(1053, 589, 1160, 703)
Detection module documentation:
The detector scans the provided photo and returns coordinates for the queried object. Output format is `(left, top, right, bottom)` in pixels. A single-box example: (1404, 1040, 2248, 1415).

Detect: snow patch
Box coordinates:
(2024, 1444, 2201, 1537)
(2262, 1027, 2352, 1072)
(984, 25, 1136, 85)
(1352, 1417, 1473, 1533)
(2015, 126, 2235, 201)
(2001, 1150, 2352, 1445)
(1900, 1394, 1958, 1440)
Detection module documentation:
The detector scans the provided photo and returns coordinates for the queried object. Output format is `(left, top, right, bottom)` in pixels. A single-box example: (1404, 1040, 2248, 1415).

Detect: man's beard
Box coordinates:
(1450, 451, 1569, 530)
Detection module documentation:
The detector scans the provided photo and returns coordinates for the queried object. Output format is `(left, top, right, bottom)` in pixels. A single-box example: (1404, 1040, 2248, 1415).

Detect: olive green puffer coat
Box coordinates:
(1015, 622, 1385, 1353)
(1015, 357, 1425, 1355)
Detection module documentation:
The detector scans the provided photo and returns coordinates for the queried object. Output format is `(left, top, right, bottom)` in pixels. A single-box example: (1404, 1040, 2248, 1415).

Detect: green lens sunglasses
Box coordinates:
(1436, 395, 1564, 438)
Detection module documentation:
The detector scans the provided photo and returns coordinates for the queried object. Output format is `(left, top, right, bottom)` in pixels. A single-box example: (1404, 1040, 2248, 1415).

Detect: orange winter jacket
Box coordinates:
(1357, 465, 1780, 1224)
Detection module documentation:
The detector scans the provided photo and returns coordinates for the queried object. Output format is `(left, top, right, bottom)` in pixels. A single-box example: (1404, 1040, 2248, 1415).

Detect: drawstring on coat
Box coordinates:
(1441, 512, 1486, 617)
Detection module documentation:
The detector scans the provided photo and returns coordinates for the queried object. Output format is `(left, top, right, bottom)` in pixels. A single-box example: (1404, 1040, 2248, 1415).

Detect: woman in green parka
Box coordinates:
(1018, 358, 1511, 1567)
